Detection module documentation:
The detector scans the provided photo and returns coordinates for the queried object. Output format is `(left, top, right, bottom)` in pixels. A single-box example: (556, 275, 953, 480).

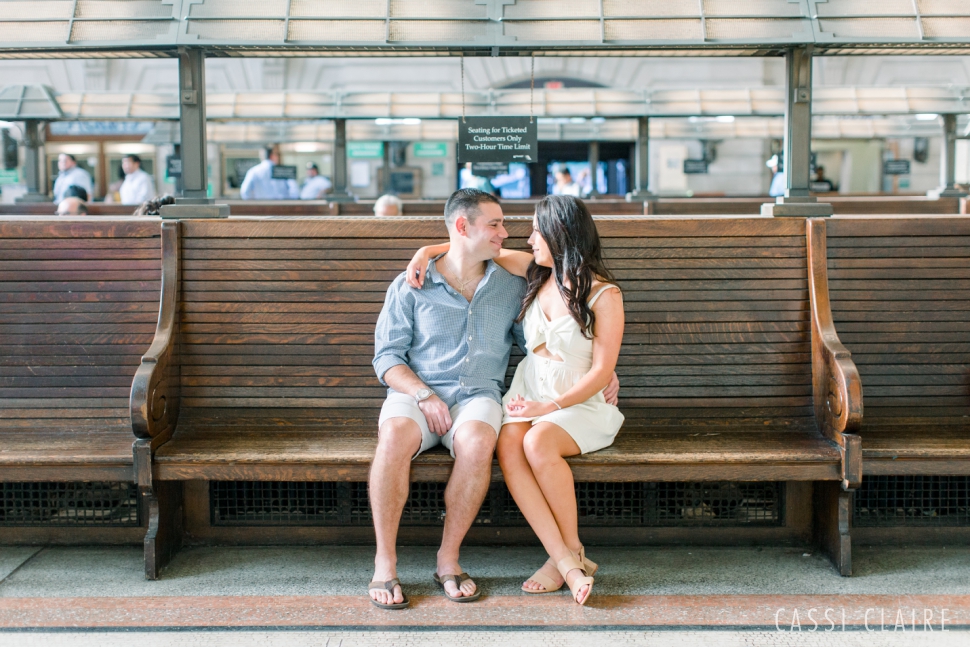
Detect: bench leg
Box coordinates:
(814, 481, 852, 577)
(143, 481, 183, 580)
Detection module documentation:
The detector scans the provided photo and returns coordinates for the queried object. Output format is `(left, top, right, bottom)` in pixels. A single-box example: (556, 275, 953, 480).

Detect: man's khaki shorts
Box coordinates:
(378, 392, 503, 459)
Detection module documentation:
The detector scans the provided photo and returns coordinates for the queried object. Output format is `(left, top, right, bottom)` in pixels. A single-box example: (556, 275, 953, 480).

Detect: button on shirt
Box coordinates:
(240, 160, 299, 200)
(373, 257, 527, 408)
(52, 166, 94, 203)
(119, 168, 156, 205)
(299, 175, 332, 200)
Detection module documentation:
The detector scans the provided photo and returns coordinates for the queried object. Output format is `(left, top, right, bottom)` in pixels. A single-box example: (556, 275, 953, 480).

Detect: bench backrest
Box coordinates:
(0, 219, 161, 432)
(827, 217, 970, 428)
(175, 217, 816, 433)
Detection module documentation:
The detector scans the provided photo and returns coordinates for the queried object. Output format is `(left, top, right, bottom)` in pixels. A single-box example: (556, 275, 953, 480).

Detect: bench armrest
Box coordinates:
(131, 221, 181, 442)
(807, 219, 863, 490)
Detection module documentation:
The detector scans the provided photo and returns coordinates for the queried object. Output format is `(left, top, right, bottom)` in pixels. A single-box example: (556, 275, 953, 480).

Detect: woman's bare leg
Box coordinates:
(498, 421, 588, 602)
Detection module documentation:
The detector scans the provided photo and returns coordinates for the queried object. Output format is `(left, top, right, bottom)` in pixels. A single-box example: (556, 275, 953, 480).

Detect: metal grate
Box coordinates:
(0, 482, 140, 527)
(854, 476, 970, 527)
(211, 481, 784, 527)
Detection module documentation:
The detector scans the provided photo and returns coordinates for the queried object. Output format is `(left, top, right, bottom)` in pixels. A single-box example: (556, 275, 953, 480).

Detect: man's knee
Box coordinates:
(453, 422, 497, 464)
(377, 417, 422, 459)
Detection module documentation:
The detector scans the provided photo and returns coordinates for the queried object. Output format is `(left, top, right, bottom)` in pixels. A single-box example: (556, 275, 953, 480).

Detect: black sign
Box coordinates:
(883, 159, 911, 175)
(683, 159, 709, 174)
(390, 170, 416, 195)
(458, 117, 537, 164)
(271, 165, 297, 180)
(166, 155, 182, 177)
(232, 159, 260, 188)
(471, 162, 509, 177)
(2, 129, 17, 171)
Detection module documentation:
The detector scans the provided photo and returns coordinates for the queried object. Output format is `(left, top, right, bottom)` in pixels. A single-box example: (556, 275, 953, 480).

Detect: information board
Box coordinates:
(458, 117, 537, 164)
(471, 162, 509, 177)
(166, 156, 182, 178)
(413, 142, 447, 158)
(683, 159, 709, 174)
(348, 142, 384, 159)
(883, 159, 911, 175)
(271, 165, 298, 180)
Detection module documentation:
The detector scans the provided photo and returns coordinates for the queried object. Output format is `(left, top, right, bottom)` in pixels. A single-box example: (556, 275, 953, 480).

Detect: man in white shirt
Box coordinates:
(552, 167, 581, 197)
(240, 147, 299, 200)
(299, 162, 332, 200)
(52, 154, 94, 203)
(119, 155, 156, 205)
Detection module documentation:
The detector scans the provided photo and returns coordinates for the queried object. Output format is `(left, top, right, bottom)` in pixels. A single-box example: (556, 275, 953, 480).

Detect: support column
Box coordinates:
(626, 116, 655, 202)
(928, 114, 968, 199)
(762, 47, 833, 217)
(161, 47, 229, 218)
(16, 120, 49, 203)
(587, 140, 600, 197)
(328, 118, 354, 203)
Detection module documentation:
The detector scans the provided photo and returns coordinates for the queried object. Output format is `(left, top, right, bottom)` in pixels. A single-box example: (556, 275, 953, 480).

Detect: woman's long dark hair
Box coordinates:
(518, 195, 615, 339)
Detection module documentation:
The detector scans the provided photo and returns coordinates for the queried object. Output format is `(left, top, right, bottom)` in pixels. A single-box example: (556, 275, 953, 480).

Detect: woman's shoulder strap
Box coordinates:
(588, 284, 620, 307)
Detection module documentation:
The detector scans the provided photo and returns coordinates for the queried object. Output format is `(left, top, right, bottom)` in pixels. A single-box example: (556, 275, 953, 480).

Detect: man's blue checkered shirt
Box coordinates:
(373, 256, 527, 408)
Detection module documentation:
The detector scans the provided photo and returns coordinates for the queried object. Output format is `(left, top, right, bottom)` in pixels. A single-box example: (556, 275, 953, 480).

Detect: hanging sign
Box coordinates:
(883, 159, 911, 175)
(348, 142, 384, 159)
(457, 117, 537, 164)
(413, 142, 448, 158)
(683, 159, 709, 174)
(471, 162, 509, 177)
(166, 155, 182, 178)
(271, 165, 298, 180)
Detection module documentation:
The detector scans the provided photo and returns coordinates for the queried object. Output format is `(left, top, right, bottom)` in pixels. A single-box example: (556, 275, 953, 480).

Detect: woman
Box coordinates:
(405, 195, 624, 605)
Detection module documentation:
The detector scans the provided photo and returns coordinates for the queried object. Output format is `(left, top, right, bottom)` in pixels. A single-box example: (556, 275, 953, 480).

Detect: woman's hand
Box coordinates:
(505, 395, 557, 418)
(405, 242, 450, 288)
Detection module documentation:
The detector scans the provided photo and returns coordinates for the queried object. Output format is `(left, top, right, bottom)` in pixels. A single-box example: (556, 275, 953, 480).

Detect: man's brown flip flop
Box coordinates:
(368, 577, 410, 610)
(433, 572, 482, 603)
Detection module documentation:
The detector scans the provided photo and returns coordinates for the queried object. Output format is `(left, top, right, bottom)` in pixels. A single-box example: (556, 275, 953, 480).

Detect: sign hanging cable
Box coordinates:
(460, 54, 466, 124)
(530, 55, 535, 124)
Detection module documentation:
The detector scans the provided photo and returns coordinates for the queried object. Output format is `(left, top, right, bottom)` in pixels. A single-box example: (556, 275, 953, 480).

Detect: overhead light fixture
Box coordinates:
(294, 142, 319, 152)
(715, 115, 735, 123)
(375, 118, 421, 125)
(915, 113, 939, 121)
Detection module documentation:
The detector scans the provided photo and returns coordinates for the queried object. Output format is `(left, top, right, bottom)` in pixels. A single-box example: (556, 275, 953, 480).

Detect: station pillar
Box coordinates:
(328, 118, 355, 203)
(161, 47, 229, 219)
(762, 47, 833, 217)
(15, 119, 49, 203)
(928, 114, 968, 199)
(626, 116, 655, 202)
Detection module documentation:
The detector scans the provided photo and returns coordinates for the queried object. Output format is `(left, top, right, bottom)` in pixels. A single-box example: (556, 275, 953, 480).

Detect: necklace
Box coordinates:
(442, 258, 484, 297)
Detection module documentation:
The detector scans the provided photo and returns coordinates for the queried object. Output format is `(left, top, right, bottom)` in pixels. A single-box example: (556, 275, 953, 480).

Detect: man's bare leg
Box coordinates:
(436, 421, 496, 599)
(369, 417, 422, 606)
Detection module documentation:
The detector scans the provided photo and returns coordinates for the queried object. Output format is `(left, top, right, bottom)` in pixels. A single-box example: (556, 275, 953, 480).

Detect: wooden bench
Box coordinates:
(825, 217, 970, 541)
(0, 218, 161, 540)
(133, 216, 861, 578)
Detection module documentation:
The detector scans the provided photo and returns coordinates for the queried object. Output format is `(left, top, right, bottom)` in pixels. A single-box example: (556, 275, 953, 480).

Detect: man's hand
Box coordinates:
(604, 371, 620, 406)
(418, 395, 453, 436)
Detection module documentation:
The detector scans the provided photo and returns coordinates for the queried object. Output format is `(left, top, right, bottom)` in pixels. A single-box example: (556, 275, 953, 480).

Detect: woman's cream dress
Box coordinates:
(502, 285, 624, 454)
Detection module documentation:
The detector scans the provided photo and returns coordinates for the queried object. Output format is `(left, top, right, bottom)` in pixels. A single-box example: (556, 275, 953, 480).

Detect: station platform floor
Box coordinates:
(1, 544, 968, 646)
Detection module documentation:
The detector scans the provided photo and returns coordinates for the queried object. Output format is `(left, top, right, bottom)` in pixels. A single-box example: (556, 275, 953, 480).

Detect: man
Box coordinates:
(52, 154, 93, 203)
(369, 189, 617, 608)
(119, 155, 156, 205)
(55, 197, 88, 215)
(299, 162, 332, 200)
(811, 165, 835, 193)
(240, 147, 299, 200)
(552, 167, 581, 197)
(373, 194, 402, 216)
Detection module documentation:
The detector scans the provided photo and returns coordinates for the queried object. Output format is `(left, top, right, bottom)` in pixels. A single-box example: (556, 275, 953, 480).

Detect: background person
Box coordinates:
(55, 197, 88, 215)
(52, 154, 93, 203)
(374, 194, 403, 216)
(552, 167, 581, 197)
(767, 154, 786, 197)
(133, 194, 176, 216)
(299, 162, 332, 200)
(240, 146, 299, 200)
(119, 155, 155, 205)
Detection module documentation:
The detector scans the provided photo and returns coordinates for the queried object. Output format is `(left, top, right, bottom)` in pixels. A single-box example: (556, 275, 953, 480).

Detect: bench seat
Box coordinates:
(0, 429, 135, 480)
(153, 425, 842, 482)
(859, 426, 970, 474)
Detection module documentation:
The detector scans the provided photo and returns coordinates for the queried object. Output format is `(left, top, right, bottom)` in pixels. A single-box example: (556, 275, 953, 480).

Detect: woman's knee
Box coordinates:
(497, 424, 527, 466)
(522, 427, 560, 470)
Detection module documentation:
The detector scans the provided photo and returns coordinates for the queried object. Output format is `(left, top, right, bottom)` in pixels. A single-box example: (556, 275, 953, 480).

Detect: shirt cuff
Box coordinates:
(373, 356, 407, 386)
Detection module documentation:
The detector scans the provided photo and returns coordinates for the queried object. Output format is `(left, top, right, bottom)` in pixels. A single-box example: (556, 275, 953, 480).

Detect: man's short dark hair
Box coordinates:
(124, 154, 142, 165)
(264, 146, 277, 160)
(76, 202, 89, 215)
(61, 153, 76, 162)
(64, 184, 88, 201)
(306, 162, 319, 172)
(444, 188, 500, 228)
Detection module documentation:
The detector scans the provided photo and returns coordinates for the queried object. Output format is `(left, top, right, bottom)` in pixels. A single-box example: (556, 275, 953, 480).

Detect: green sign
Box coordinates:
(0, 169, 19, 185)
(414, 142, 447, 158)
(347, 142, 384, 159)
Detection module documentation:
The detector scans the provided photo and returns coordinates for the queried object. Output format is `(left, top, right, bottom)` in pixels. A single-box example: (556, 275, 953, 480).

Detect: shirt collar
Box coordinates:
(427, 254, 499, 287)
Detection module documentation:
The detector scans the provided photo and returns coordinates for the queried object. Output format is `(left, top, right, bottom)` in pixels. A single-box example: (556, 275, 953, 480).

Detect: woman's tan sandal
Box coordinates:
(522, 558, 562, 594)
(433, 572, 482, 603)
(368, 578, 410, 610)
(577, 546, 598, 577)
(557, 554, 594, 606)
